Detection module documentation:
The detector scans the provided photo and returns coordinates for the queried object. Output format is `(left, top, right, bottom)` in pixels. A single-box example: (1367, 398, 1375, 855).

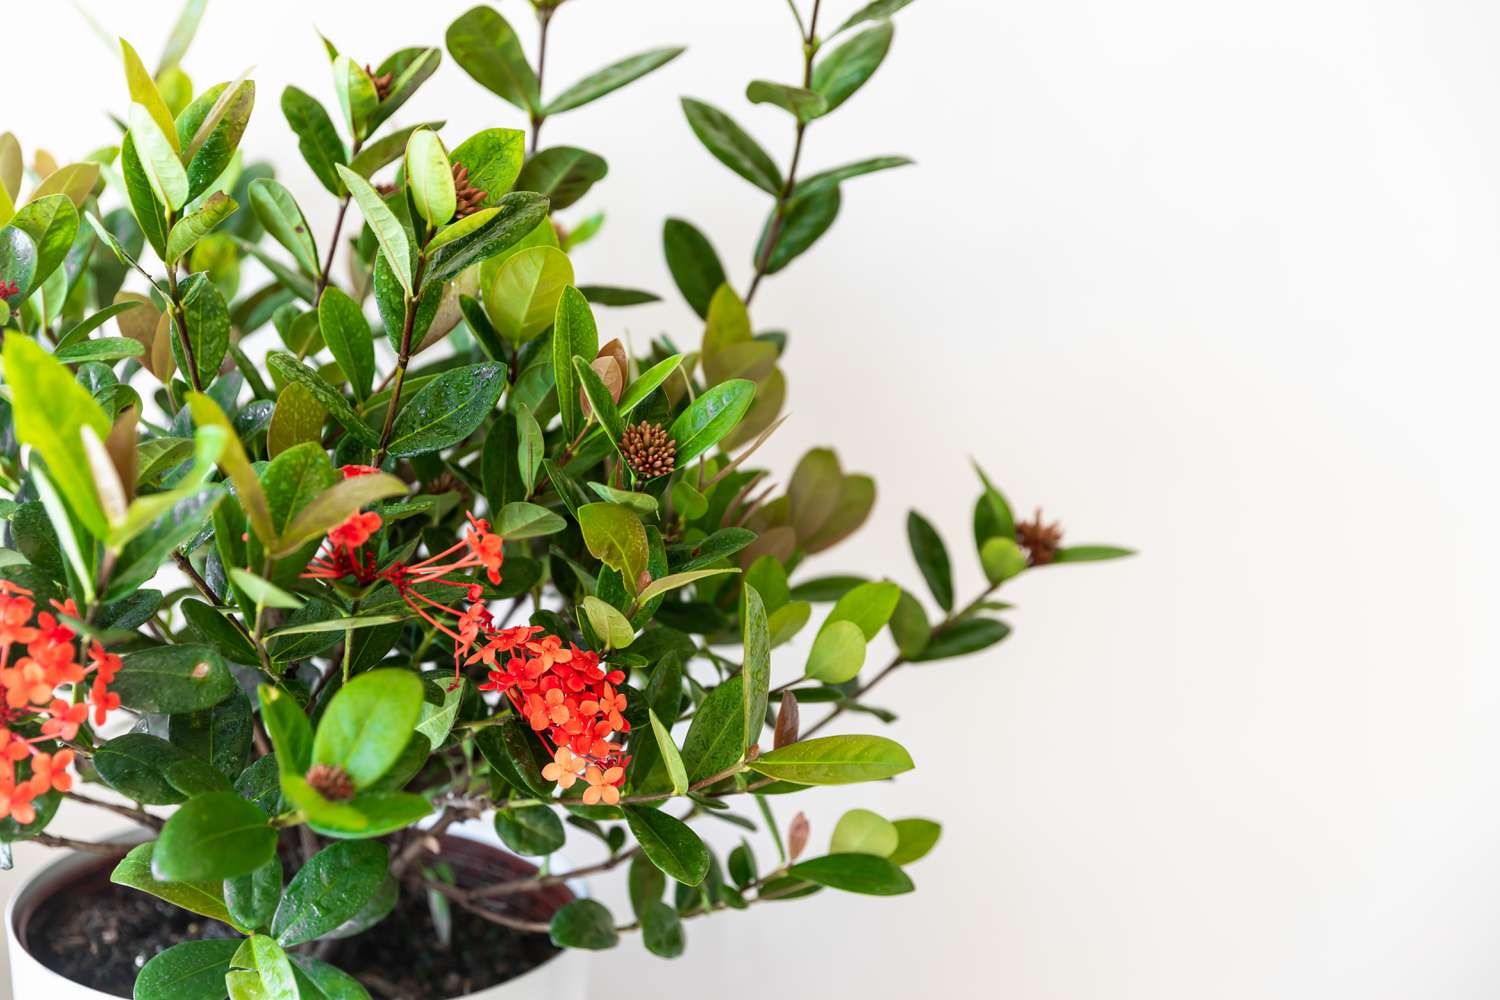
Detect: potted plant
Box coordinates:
(0, 1, 1131, 997)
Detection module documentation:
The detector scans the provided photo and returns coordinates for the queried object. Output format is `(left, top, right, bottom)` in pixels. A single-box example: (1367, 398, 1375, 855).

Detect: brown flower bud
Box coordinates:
(1016, 508, 1064, 566)
(620, 421, 677, 479)
(306, 763, 356, 802)
(773, 690, 799, 749)
(788, 811, 810, 862)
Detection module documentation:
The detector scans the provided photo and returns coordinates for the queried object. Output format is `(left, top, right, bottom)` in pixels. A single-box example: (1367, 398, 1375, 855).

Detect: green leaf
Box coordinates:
(260, 684, 313, 776)
(281, 774, 432, 840)
(579, 284, 658, 306)
(128, 103, 189, 211)
(582, 595, 635, 650)
(134, 939, 242, 1000)
(515, 401, 544, 494)
(179, 79, 256, 201)
(888, 589, 929, 658)
(291, 957, 374, 1000)
(366, 47, 443, 135)
(158, 0, 209, 72)
(111, 842, 244, 929)
(1053, 545, 1136, 563)
(386, 362, 507, 457)
(335, 164, 411, 295)
(810, 21, 894, 116)
(349, 120, 445, 179)
(830, 808, 899, 857)
(748, 734, 914, 785)
(9, 194, 78, 286)
(832, 0, 916, 36)
(281, 86, 346, 196)
(405, 129, 456, 228)
(0, 226, 37, 303)
(552, 285, 598, 440)
(667, 378, 755, 466)
(483, 245, 573, 343)
(180, 600, 256, 665)
(265, 350, 381, 450)
(823, 580, 901, 640)
(746, 80, 828, 122)
(273, 840, 390, 946)
(166, 191, 236, 265)
(174, 272, 231, 389)
(333, 55, 381, 142)
(680, 675, 744, 782)
(170, 687, 254, 780)
(971, 460, 1016, 545)
(188, 391, 274, 542)
(680, 98, 782, 194)
(494, 805, 565, 855)
(114, 644, 235, 713)
(474, 715, 551, 798)
(793, 155, 913, 204)
(804, 619, 866, 684)
(3, 334, 111, 538)
(662, 218, 725, 318)
(546, 47, 685, 114)
(573, 355, 625, 450)
(742, 584, 771, 748)
(755, 185, 840, 274)
(423, 191, 551, 288)
(640, 900, 685, 958)
(249, 178, 320, 278)
(52, 337, 144, 365)
(154, 791, 277, 881)
(887, 818, 942, 865)
(549, 899, 618, 950)
(980, 536, 1027, 583)
(578, 503, 648, 591)
(229, 935, 299, 1000)
(449, 127, 526, 208)
(317, 287, 374, 400)
(910, 618, 1010, 661)
(120, 38, 182, 156)
(514, 146, 607, 211)
(617, 354, 685, 417)
(313, 668, 424, 789)
(635, 568, 739, 605)
(225, 856, 283, 932)
(415, 678, 467, 748)
(229, 568, 304, 610)
(446, 5, 539, 111)
(906, 510, 953, 611)
(648, 708, 689, 795)
(785, 853, 913, 895)
(626, 806, 710, 886)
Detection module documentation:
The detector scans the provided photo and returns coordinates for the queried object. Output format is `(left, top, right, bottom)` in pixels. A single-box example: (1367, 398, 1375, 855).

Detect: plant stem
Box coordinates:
(746, 0, 823, 305)
(530, 5, 556, 154)
(374, 255, 430, 464)
(163, 248, 203, 392)
(63, 790, 163, 830)
(30, 833, 129, 856)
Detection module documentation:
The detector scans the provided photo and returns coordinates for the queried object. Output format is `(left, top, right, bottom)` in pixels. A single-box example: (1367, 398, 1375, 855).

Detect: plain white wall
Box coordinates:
(5, 1, 1500, 997)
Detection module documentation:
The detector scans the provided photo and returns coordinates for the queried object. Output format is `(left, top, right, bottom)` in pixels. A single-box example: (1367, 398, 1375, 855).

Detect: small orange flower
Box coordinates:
(581, 764, 624, 806)
(3, 659, 54, 709)
(465, 517, 505, 584)
(525, 636, 573, 673)
(542, 747, 584, 790)
(330, 510, 383, 550)
(41, 699, 88, 741)
(0, 772, 36, 825)
(27, 750, 72, 796)
(86, 642, 121, 684)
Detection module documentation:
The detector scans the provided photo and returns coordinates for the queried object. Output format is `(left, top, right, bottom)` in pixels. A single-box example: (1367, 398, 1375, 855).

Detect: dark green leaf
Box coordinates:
(810, 22, 894, 115)
(680, 98, 782, 194)
(225, 856, 283, 932)
(170, 686, 254, 781)
(273, 840, 390, 946)
(154, 791, 277, 881)
(640, 899, 685, 958)
(552, 286, 598, 440)
(626, 806, 710, 886)
(906, 510, 953, 611)
(786, 853, 913, 895)
(746, 80, 827, 122)
(446, 5, 539, 112)
(514, 147, 607, 211)
(281, 86, 347, 195)
(114, 644, 235, 713)
(549, 898, 619, 950)
(1052, 545, 1136, 563)
(386, 362, 506, 457)
(680, 675, 744, 782)
(266, 350, 381, 449)
(910, 618, 1010, 661)
(494, 805, 565, 855)
(133, 939, 242, 1000)
(662, 219, 725, 319)
(755, 185, 840, 274)
(545, 47, 685, 114)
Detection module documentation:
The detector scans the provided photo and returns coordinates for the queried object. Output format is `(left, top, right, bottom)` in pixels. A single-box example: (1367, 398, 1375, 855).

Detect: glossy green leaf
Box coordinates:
(635, 568, 739, 605)
(0, 227, 37, 303)
(833, 0, 916, 36)
(173, 272, 231, 389)
(266, 350, 381, 450)
(804, 619, 866, 684)
(549, 899, 618, 950)
(154, 791, 277, 881)
(483, 245, 573, 343)
(746, 80, 827, 122)
(335, 164, 410, 295)
(810, 22, 894, 115)
(755, 185, 839, 274)
(680, 98, 781, 194)
(249, 178, 320, 278)
(662, 218, 725, 318)
(133, 939, 242, 1000)
(446, 5, 540, 112)
(578, 502, 648, 591)
(170, 687, 254, 781)
(1052, 545, 1136, 563)
(281, 86, 346, 195)
(128, 103, 189, 211)
(317, 287, 373, 400)
(573, 355, 625, 450)
(910, 617, 1010, 662)
(313, 668, 424, 789)
(823, 580, 901, 640)
(667, 378, 755, 466)
(449, 127, 526, 208)
(423, 191, 550, 288)
(114, 644, 235, 713)
(273, 840, 390, 946)
(626, 806, 709, 886)
(980, 536, 1027, 583)
(111, 842, 245, 929)
(906, 510, 953, 611)
(748, 734, 914, 785)
(793, 155, 913, 204)
(494, 805, 565, 856)
(228, 935, 298, 1000)
(887, 818, 942, 865)
(405, 128, 456, 228)
(385, 362, 507, 457)
(648, 708, 689, 795)
(545, 47, 685, 114)
(617, 354, 685, 417)
(225, 856, 283, 933)
(552, 285, 598, 440)
(742, 583, 771, 748)
(830, 807, 899, 857)
(166, 192, 236, 265)
(273, 473, 406, 558)
(680, 675, 744, 782)
(9, 194, 78, 286)
(786, 853, 913, 895)
(514, 146, 607, 211)
(582, 595, 635, 649)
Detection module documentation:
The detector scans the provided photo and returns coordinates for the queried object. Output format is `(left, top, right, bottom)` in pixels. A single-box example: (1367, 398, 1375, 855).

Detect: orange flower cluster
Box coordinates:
(0, 582, 122, 824)
(304, 481, 630, 799)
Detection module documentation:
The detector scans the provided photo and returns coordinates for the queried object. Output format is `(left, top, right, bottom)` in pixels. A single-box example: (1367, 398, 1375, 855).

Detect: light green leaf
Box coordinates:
(404, 128, 456, 228)
(483, 245, 573, 343)
(545, 47, 685, 115)
(128, 103, 189, 211)
(312, 669, 424, 789)
(804, 619, 866, 684)
(249, 178, 320, 278)
(582, 595, 635, 650)
(667, 378, 755, 466)
(649, 708, 688, 795)
(495, 500, 566, 539)
(335, 164, 410, 295)
(830, 808, 899, 857)
(635, 568, 739, 605)
(577, 503, 648, 592)
(747, 734, 914, 785)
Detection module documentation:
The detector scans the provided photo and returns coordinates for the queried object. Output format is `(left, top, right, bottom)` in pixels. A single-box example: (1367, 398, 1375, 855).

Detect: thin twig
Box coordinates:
(64, 791, 163, 830)
(30, 833, 129, 856)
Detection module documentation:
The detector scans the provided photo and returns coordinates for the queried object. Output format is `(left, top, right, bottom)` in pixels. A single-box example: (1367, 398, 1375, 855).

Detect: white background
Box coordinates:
(5, 0, 1500, 997)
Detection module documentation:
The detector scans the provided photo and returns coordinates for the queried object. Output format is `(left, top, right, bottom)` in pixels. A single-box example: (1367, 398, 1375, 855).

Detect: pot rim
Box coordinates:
(5, 818, 586, 999)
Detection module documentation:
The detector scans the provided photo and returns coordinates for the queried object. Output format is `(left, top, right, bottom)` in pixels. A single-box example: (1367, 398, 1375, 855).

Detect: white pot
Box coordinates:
(6, 819, 588, 1000)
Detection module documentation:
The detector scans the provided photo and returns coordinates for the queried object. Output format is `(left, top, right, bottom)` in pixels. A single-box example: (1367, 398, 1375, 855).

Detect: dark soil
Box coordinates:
(19, 836, 571, 999)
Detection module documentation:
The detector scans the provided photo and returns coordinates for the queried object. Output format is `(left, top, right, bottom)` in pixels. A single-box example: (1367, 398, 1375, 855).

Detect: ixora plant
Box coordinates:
(0, 0, 1129, 997)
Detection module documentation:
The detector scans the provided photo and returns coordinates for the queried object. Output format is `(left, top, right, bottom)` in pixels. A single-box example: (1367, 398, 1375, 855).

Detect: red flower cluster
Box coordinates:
(0, 582, 122, 824)
(0, 281, 19, 301)
(303, 473, 630, 799)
